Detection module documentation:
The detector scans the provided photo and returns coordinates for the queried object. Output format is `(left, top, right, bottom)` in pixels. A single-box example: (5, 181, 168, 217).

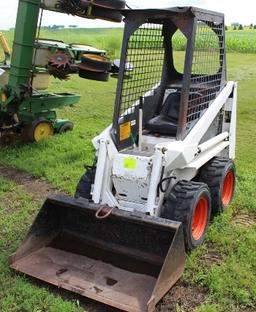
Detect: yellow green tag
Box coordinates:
(123, 157, 137, 170)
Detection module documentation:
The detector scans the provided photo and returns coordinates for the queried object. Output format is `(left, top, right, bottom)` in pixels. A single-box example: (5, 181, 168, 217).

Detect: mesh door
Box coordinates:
(119, 23, 165, 116)
(186, 20, 225, 130)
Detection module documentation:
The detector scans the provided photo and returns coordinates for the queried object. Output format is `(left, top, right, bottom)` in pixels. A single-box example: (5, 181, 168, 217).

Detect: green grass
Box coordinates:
(0, 51, 256, 311)
(0, 76, 117, 193)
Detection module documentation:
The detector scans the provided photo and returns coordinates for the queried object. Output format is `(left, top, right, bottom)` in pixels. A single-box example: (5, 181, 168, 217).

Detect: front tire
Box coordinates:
(163, 181, 211, 251)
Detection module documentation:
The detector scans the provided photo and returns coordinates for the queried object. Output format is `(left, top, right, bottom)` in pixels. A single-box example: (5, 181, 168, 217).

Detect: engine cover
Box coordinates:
(112, 154, 153, 208)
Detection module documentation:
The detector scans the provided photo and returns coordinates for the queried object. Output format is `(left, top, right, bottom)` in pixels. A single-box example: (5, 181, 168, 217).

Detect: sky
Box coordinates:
(0, 0, 255, 30)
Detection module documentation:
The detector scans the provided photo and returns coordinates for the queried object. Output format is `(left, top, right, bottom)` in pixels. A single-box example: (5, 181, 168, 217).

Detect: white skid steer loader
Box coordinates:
(10, 7, 237, 312)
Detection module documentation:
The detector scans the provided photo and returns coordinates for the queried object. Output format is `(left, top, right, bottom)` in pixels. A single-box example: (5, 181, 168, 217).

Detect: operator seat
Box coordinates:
(146, 92, 181, 135)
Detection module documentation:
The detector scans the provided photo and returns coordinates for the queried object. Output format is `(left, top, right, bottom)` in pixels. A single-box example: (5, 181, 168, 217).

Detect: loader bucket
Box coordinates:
(10, 195, 186, 312)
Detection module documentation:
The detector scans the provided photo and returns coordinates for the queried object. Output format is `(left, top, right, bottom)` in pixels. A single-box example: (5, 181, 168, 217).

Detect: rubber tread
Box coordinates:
(163, 180, 211, 251)
(200, 157, 236, 214)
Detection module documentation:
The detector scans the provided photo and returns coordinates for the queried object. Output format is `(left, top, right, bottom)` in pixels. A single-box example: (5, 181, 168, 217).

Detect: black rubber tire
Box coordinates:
(75, 168, 96, 199)
(24, 118, 54, 143)
(200, 157, 236, 215)
(79, 68, 109, 81)
(162, 181, 211, 251)
(81, 54, 112, 71)
(93, 0, 126, 10)
(58, 121, 74, 133)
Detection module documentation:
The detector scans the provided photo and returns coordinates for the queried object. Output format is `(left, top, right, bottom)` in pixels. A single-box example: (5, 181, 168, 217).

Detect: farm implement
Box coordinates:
(10, 5, 237, 312)
(0, 0, 124, 143)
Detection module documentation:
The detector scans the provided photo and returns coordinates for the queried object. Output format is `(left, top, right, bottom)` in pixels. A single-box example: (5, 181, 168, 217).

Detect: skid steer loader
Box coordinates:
(10, 7, 237, 312)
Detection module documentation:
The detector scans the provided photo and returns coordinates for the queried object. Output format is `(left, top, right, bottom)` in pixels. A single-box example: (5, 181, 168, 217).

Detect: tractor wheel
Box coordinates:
(81, 54, 112, 71)
(200, 157, 236, 215)
(163, 181, 211, 251)
(75, 167, 96, 200)
(26, 119, 54, 142)
(58, 121, 74, 134)
(79, 68, 109, 81)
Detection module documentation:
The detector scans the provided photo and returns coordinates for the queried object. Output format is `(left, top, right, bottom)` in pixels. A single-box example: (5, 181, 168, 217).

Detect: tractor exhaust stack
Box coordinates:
(10, 195, 185, 312)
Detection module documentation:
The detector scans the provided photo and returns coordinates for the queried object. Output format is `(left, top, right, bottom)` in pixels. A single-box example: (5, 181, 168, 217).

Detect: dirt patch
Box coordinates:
(156, 281, 207, 312)
(199, 248, 223, 267)
(0, 165, 66, 201)
(232, 212, 256, 228)
(200, 251, 222, 266)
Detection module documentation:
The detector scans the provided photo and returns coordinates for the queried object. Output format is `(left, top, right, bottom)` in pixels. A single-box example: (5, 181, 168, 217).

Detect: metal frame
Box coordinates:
(90, 8, 236, 217)
(92, 81, 236, 217)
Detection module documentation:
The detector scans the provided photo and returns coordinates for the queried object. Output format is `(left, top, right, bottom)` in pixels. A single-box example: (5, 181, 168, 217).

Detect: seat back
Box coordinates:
(160, 92, 181, 123)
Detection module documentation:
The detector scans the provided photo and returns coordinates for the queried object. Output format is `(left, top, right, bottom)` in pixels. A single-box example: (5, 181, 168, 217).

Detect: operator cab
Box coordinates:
(111, 7, 226, 151)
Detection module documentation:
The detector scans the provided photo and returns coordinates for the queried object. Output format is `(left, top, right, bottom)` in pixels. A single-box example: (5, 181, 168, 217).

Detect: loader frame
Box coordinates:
(90, 7, 237, 216)
(92, 82, 236, 216)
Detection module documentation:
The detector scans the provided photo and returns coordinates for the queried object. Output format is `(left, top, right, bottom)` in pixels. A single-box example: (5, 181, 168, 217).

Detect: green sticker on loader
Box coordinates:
(123, 157, 137, 170)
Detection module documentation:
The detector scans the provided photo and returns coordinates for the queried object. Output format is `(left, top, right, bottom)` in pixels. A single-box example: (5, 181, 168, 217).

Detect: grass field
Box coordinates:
(0, 28, 256, 312)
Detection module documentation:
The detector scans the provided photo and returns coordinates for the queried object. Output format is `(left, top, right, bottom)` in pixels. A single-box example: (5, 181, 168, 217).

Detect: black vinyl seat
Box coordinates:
(146, 92, 181, 135)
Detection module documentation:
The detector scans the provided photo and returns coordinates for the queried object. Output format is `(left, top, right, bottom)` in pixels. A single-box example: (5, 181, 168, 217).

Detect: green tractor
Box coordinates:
(0, 3, 81, 144)
(0, 0, 124, 144)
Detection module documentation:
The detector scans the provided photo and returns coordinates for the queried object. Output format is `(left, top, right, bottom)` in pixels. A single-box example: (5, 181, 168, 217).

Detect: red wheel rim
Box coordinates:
(192, 197, 209, 241)
(222, 170, 235, 207)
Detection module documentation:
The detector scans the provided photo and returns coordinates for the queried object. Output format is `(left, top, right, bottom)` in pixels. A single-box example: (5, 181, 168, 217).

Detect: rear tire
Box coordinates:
(200, 157, 236, 215)
(25, 119, 54, 143)
(78, 68, 109, 81)
(163, 181, 211, 251)
(75, 168, 96, 200)
(81, 54, 112, 71)
(58, 121, 74, 133)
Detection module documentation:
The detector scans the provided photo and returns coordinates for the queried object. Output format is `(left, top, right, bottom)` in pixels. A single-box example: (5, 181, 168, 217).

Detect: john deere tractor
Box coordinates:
(0, 0, 126, 143)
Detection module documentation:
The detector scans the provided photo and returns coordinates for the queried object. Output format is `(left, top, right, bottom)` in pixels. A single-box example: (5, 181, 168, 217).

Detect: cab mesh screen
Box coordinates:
(186, 20, 224, 128)
(119, 23, 165, 116)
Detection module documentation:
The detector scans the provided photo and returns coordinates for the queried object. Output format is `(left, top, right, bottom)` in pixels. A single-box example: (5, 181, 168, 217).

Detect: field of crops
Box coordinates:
(173, 28, 256, 54)
(1, 27, 256, 61)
